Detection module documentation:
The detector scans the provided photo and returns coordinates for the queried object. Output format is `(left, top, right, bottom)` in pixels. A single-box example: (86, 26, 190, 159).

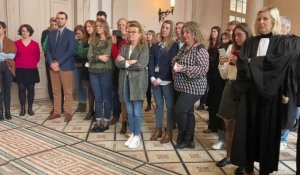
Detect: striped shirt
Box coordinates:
(171, 44, 209, 95)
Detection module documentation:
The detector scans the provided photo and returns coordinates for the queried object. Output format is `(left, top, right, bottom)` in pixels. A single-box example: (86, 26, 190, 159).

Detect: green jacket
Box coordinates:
(75, 41, 88, 64)
(115, 44, 149, 101)
(87, 38, 113, 73)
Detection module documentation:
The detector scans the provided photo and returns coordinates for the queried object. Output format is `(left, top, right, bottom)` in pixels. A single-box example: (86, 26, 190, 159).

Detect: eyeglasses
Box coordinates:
(127, 31, 139, 35)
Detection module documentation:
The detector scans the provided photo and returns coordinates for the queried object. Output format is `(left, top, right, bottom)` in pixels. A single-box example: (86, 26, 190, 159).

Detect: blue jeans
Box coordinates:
(124, 77, 143, 136)
(217, 129, 225, 142)
(0, 62, 13, 109)
(280, 107, 300, 143)
(281, 129, 289, 144)
(90, 72, 113, 120)
(74, 67, 87, 103)
(152, 83, 174, 130)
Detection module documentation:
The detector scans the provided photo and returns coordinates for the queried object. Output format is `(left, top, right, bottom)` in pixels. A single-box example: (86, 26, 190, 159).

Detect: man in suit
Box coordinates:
(46, 11, 76, 122)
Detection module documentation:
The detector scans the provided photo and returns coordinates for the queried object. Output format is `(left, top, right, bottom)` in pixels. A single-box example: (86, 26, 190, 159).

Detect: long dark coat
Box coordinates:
(206, 45, 227, 132)
(231, 35, 300, 173)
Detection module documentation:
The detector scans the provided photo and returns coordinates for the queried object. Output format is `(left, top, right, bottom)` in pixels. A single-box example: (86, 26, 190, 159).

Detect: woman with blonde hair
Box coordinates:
(83, 20, 96, 120)
(172, 21, 209, 149)
(115, 21, 149, 149)
(144, 29, 157, 112)
(149, 20, 178, 143)
(231, 7, 300, 174)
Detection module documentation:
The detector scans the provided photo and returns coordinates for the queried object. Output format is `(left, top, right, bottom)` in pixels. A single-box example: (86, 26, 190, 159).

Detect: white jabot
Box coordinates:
(256, 38, 269, 56)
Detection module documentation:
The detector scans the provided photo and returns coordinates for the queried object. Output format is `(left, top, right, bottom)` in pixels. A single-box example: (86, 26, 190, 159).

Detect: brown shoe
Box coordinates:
(161, 130, 173, 143)
(48, 114, 61, 120)
(150, 128, 162, 140)
(144, 105, 151, 112)
(109, 117, 118, 125)
(203, 129, 213, 133)
(64, 113, 72, 122)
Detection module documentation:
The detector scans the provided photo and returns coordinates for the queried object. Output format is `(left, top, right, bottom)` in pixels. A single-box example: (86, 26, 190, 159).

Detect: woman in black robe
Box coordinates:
(231, 7, 300, 174)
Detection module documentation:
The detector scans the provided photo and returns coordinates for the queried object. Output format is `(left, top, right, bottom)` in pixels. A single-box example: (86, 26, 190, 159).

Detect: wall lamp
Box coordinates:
(158, 0, 175, 22)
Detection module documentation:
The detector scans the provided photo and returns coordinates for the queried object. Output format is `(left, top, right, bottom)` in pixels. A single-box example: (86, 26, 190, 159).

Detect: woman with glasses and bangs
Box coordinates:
(115, 21, 149, 149)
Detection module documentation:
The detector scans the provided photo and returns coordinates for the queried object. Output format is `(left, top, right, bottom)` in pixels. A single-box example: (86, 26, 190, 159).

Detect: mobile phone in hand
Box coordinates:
(218, 48, 226, 56)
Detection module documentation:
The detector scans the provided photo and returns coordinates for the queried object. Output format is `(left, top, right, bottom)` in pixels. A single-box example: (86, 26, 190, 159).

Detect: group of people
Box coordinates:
(202, 6, 300, 175)
(0, 6, 299, 174)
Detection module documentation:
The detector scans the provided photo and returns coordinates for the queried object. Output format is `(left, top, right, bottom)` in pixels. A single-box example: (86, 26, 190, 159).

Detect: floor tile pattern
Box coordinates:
(0, 100, 296, 174)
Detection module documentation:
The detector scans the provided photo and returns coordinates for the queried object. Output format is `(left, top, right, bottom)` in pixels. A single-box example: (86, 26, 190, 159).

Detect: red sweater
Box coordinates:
(14, 39, 40, 68)
(111, 39, 127, 59)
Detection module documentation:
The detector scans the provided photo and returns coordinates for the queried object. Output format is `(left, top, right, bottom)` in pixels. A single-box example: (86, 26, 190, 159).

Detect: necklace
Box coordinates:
(184, 42, 196, 52)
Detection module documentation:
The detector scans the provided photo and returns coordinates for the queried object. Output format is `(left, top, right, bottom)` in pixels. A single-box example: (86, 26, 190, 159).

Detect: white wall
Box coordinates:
(112, 0, 193, 33)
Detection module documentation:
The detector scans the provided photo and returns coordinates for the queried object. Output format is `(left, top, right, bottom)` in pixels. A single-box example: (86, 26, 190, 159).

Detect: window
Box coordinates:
(230, 15, 245, 23)
(230, 0, 247, 14)
(229, 0, 247, 22)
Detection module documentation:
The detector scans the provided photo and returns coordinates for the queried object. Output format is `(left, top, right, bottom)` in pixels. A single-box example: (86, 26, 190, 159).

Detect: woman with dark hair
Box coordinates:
(231, 7, 300, 174)
(172, 21, 209, 149)
(88, 19, 113, 132)
(215, 23, 252, 174)
(149, 20, 178, 143)
(74, 25, 88, 113)
(204, 26, 223, 133)
(15, 24, 40, 116)
(0, 21, 16, 120)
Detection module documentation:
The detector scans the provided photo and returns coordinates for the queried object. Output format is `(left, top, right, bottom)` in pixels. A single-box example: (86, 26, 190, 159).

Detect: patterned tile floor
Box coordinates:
(0, 100, 296, 175)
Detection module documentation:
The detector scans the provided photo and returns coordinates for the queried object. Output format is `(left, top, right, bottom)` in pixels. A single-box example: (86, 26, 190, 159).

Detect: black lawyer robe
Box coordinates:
(230, 35, 300, 173)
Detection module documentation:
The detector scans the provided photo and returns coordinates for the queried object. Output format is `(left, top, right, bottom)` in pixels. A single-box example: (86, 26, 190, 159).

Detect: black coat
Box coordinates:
(231, 35, 300, 173)
(206, 44, 227, 132)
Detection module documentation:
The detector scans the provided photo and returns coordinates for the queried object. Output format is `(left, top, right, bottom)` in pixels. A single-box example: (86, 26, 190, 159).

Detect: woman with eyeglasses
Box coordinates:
(115, 21, 149, 149)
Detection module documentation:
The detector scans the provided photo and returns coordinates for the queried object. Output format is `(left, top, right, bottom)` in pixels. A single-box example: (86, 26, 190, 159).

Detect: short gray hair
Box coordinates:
(280, 16, 291, 28)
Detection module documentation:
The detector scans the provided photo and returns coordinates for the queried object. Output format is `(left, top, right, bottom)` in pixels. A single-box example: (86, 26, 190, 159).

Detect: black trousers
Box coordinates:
(297, 125, 299, 175)
(18, 83, 35, 106)
(146, 77, 151, 106)
(0, 62, 13, 109)
(174, 91, 200, 135)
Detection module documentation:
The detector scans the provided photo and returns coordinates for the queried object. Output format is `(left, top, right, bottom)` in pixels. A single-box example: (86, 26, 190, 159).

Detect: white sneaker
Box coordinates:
(124, 133, 134, 147)
(212, 141, 224, 150)
(128, 136, 140, 149)
(280, 143, 287, 150)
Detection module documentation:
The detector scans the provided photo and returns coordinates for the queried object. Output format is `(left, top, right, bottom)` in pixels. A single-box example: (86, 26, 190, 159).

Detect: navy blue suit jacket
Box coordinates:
(149, 43, 179, 81)
(46, 28, 76, 71)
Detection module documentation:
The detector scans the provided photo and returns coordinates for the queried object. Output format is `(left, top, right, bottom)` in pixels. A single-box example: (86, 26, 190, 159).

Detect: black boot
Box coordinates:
(120, 122, 127, 134)
(75, 103, 82, 112)
(81, 103, 87, 112)
(19, 106, 26, 116)
(176, 131, 185, 145)
(28, 105, 34, 116)
(84, 110, 94, 120)
(175, 134, 195, 149)
(5, 108, 12, 120)
(0, 109, 4, 121)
